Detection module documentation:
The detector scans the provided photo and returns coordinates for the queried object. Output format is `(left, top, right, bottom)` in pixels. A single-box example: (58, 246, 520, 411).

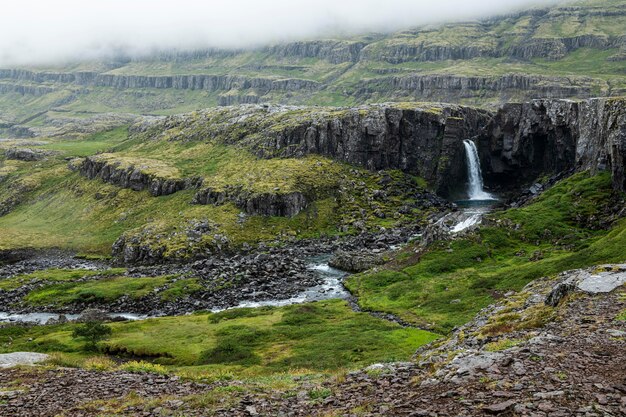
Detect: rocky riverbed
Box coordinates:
(0, 225, 429, 319)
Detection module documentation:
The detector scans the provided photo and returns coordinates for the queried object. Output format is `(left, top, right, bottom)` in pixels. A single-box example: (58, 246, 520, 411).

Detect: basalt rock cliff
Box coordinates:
(479, 97, 626, 192)
(126, 97, 626, 200)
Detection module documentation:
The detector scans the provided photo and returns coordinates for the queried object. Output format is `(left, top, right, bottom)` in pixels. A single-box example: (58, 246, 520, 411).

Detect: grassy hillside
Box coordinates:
(0, 0, 625, 133)
(346, 171, 626, 333)
(0, 121, 435, 257)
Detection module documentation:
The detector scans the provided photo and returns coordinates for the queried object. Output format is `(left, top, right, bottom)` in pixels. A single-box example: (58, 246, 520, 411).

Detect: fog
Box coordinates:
(0, 0, 563, 66)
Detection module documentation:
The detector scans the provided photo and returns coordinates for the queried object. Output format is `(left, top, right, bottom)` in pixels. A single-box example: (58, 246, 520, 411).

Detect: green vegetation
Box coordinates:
(346, 172, 626, 333)
(41, 126, 130, 157)
(0, 268, 125, 291)
(24, 275, 172, 306)
(72, 321, 112, 351)
(0, 300, 439, 378)
(0, 119, 432, 257)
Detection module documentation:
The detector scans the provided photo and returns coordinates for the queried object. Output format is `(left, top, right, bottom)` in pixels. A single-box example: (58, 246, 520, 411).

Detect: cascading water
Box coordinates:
(463, 139, 494, 201)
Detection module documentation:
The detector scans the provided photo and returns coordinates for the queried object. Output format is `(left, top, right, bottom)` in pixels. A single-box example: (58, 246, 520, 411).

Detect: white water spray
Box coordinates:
(463, 139, 494, 200)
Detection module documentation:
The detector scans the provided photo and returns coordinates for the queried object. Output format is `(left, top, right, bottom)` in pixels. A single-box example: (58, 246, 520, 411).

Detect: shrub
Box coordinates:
(83, 356, 116, 371)
(72, 321, 112, 351)
(119, 360, 168, 375)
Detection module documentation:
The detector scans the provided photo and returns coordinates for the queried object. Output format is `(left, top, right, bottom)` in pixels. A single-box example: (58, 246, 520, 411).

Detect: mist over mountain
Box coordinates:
(1, 0, 562, 66)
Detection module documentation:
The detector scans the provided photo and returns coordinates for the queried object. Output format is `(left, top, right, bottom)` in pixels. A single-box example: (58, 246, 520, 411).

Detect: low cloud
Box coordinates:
(0, 0, 563, 66)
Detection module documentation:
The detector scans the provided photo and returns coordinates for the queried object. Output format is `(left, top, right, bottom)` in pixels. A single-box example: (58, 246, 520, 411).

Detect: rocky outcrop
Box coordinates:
(78, 156, 201, 197)
(328, 250, 384, 273)
(193, 187, 308, 217)
(481, 98, 626, 192)
(4, 147, 52, 161)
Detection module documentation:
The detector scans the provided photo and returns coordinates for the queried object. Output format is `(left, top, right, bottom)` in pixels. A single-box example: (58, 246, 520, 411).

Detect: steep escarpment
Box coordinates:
(0, 69, 320, 93)
(267, 40, 366, 63)
(128, 98, 626, 197)
(480, 97, 626, 192)
(577, 98, 626, 191)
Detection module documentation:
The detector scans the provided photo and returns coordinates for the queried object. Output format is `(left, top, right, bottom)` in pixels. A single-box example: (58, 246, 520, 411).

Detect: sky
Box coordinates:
(0, 0, 563, 66)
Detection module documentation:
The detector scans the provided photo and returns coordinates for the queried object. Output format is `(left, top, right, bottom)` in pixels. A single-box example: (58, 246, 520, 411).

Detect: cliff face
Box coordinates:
(130, 98, 626, 197)
(266, 40, 366, 64)
(253, 105, 493, 196)
(355, 74, 600, 103)
(0, 69, 320, 93)
(480, 98, 626, 192)
(133, 104, 493, 197)
(577, 98, 626, 191)
(77, 156, 201, 197)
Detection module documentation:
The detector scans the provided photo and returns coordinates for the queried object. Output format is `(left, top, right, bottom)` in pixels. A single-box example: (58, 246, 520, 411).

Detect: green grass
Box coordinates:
(346, 172, 626, 333)
(2, 270, 206, 307)
(24, 276, 171, 306)
(41, 126, 131, 157)
(0, 268, 125, 291)
(0, 300, 439, 377)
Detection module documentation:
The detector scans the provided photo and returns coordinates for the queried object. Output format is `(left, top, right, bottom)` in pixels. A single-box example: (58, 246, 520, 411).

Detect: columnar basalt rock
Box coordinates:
(480, 98, 626, 192)
(246, 105, 493, 196)
(78, 156, 202, 197)
(355, 74, 600, 102)
(0, 69, 320, 93)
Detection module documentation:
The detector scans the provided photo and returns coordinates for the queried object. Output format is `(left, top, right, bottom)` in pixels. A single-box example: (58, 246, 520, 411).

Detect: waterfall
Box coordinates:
(463, 139, 494, 200)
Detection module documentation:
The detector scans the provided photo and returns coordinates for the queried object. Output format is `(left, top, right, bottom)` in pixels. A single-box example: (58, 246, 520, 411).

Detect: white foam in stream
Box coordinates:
(451, 214, 482, 233)
(211, 260, 349, 313)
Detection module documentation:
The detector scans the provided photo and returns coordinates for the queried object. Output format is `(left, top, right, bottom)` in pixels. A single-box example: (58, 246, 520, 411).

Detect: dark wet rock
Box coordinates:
(481, 98, 626, 193)
(77, 309, 111, 322)
(193, 187, 308, 217)
(328, 250, 384, 273)
(545, 280, 577, 307)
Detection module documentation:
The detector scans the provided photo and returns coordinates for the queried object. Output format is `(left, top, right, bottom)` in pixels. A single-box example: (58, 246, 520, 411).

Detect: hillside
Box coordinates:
(1, 0, 626, 137)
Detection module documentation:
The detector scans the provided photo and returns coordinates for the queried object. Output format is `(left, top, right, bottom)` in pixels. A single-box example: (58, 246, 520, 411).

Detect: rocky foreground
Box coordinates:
(1, 265, 624, 416)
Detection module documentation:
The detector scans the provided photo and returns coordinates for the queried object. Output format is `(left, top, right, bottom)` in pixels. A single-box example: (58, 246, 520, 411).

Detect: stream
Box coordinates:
(0, 255, 349, 324)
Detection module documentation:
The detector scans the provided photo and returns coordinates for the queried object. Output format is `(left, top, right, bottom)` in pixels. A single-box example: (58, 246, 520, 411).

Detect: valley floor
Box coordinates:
(1, 266, 624, 416)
